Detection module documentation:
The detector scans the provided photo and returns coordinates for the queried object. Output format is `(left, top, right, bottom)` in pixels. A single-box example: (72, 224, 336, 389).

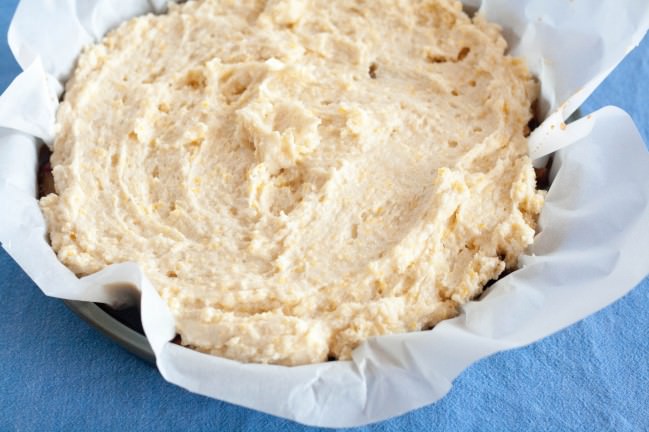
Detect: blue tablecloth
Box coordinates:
(1, 2, 647, 430)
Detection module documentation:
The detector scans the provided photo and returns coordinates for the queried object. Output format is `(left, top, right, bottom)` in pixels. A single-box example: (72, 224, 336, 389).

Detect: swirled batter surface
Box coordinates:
(41, 0, 544, 365)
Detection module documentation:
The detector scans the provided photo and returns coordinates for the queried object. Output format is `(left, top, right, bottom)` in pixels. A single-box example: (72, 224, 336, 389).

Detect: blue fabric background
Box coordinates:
(1, 1, 647, 430)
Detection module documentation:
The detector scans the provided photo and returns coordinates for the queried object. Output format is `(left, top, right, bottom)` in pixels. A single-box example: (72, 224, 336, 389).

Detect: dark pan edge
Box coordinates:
(63, 300, 156, 365)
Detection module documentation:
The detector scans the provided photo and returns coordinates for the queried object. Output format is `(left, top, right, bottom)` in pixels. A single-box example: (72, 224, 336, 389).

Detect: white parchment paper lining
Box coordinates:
(1, 0, 648, 427)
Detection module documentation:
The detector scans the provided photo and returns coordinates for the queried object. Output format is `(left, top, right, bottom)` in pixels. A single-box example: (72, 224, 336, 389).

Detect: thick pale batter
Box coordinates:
(41, 0, 544, 365)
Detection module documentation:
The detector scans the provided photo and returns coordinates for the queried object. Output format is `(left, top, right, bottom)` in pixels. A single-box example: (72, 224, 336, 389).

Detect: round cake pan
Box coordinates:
(59, 115, 580, 365)
(64, 300, 156, 365)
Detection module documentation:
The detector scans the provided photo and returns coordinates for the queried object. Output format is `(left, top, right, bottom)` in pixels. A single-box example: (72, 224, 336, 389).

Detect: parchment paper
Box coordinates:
(1, 0, 648, 427)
